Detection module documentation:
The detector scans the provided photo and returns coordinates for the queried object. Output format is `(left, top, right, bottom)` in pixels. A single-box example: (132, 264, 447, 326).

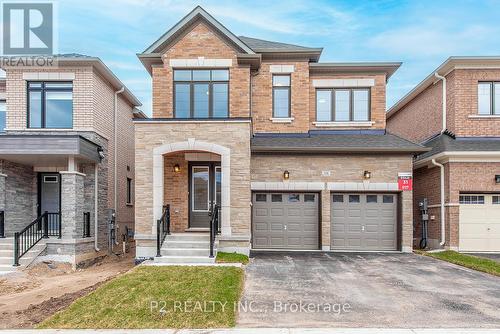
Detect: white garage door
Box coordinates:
(459, 194, 500, 252)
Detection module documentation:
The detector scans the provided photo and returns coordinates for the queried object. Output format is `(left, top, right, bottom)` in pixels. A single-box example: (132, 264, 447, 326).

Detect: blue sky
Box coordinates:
(55, 0, 500, 115)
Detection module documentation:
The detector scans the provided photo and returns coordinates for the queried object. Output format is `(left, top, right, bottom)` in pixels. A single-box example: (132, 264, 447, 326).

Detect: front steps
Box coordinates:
(0, 237, 46, 274)
(154, 233, 215, 264)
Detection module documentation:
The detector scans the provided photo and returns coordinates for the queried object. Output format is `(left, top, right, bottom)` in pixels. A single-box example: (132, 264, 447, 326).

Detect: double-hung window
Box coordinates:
(28, 82, 73, 128)
(0, 100, 6, 132)
(478, 82, 500, 115)
(316, 88, 370, 122)
(272, 75, 291, 118)
(173, 69, 229, 118)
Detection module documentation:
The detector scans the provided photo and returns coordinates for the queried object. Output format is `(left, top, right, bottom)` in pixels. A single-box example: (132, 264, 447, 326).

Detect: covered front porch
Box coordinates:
(134, 119, 252, 260)
(0, 134, 106, 268)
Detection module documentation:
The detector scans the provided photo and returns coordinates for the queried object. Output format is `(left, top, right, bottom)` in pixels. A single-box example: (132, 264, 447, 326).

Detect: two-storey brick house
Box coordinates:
(134, 6, 426, 263)
(387, 57, 500, 252)
(0, 55, 143, 272)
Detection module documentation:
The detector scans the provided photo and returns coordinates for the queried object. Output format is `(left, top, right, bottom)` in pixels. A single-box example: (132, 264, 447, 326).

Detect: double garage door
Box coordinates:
(459, 194, 500, 252)
(252, 192, 398, 251)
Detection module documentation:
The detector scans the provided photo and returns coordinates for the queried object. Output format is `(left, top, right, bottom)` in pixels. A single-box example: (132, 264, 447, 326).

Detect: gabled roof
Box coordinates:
(387, 56, 500, 119)
(238, 36, 322, 53)
(142, 6, 255, 55)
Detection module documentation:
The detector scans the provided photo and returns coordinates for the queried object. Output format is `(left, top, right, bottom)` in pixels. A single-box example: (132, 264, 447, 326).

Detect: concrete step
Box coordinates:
(162, 240, 210, 249)
(154, 255, 215, 264)
(164, 233, 210, 242)
(161, 248, 212, 257)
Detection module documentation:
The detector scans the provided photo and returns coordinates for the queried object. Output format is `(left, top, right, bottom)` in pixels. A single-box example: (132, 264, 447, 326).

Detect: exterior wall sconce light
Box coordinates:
(495, 175, 500, 184)
(363, 170, 372, 180)
(283, 170, 290, 180)
(173, 164, 181, 173)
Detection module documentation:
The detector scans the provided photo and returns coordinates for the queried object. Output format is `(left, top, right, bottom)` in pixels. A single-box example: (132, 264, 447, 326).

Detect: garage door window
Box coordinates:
(288, 194, 300, 202)
(367, 195, 378, 203)
(332, 194, 344, 203)
(459, 195, 485, 204)
(272, 194, 283, 202)
(349, 195, 360, 203)
(383, 195, 394, 203)
(304, 194, 316, 202)
(256, 194, 267, 202)
(493, 196, 500, 204)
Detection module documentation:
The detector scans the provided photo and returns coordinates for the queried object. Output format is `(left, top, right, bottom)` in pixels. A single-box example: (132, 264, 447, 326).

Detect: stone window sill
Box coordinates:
(313, 121, 374, 127)
(270, 117, 294, 123)
(126, 203, 134, 207)
(468, 115, 500, 119)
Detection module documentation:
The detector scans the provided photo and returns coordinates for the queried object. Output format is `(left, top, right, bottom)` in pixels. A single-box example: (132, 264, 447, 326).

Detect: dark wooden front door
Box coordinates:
(38, 173, 61, 233)
(189, 162, 221, 229)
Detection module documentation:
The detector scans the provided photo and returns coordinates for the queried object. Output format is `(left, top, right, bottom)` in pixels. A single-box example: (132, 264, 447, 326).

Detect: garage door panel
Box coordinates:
(331, 193, 397, 251)
(459, 194, 500, 252)
(252, 192, 319, 250)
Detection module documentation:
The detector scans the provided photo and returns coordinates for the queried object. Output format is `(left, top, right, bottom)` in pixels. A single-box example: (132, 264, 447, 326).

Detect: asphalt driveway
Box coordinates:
(238, 252, 500, 328)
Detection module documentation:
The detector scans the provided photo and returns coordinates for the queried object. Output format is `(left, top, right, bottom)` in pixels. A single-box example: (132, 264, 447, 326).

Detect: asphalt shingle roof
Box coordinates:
(238, 36, 321, 52)
(417, 133, 500, 160)
(251, 132, 427, 153)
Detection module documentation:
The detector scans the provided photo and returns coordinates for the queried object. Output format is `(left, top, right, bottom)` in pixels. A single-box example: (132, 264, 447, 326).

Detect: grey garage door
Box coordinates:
(331, 193, 397, 251)
(252, 193, 319, 249)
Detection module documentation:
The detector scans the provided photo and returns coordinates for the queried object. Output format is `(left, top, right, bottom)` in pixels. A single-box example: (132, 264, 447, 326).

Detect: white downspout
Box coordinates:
(434, 72, 447, 133)
(114, 87, 124, 245)
(431, 159, 446, 246)
(94, 163, 100, 252)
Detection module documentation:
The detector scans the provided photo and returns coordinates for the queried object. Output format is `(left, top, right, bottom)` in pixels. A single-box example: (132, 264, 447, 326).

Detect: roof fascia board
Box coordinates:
(415, 151, 500, 168)
(143, 6, 254, 55)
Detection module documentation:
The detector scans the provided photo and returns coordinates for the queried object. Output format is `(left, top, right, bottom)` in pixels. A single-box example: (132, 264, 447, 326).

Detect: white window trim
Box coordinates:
(313, 121, 374, 127)
(468, 114, 500, 119)
(270, 117, 294, 123)
(169, 58, 232, 68)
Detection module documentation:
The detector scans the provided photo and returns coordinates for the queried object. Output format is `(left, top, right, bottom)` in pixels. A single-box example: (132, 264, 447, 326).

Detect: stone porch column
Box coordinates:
(60, 171, 85, 239)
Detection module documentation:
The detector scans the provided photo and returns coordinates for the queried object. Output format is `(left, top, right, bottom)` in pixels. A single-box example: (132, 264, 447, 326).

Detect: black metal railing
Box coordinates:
(209, 203, 220, 258)
(0, 211, 4, 238)
(14, 211, 58, 266)
(83, 212, 91, 238)
(46, 212, 61, 237)
(156, 204, 170, 257)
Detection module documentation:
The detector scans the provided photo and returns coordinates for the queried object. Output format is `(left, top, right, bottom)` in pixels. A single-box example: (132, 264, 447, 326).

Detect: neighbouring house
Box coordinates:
(134, 6, 427, 263)
(387, 57, 500, 252)
(0, 54, 143, 273)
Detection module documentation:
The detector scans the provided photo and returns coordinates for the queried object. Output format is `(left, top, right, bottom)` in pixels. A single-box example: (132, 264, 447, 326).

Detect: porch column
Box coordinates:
(221, 153, 231, 237)
(60, 171, 85, 239)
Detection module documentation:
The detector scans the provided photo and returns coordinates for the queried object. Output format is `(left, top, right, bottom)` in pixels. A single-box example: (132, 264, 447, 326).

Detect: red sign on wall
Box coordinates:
(398, 173, 413, 191)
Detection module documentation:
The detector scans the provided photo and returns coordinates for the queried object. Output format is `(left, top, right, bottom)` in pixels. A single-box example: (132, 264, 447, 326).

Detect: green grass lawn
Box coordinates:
(215, 252, 249, 265)
(420, 250, 500, 277)
(38, 266, 244, 329)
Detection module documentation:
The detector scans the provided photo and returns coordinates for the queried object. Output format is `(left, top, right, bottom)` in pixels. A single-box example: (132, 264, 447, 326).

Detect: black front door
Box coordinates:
(38, 173, 61, 233)
(189, 162, 221, 229)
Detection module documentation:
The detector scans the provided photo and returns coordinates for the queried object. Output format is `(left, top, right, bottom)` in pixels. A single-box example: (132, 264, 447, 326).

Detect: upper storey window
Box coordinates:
(173, 69, 229, 118)
(272, 75, 291, 118)
(316, 88, 370, 122)
(28, 82, 73, 128)
(478, 82, 500, 115)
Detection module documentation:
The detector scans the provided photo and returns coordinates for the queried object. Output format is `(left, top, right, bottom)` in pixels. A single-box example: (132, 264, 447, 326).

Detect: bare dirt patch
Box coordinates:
(0, 249, 135, 329)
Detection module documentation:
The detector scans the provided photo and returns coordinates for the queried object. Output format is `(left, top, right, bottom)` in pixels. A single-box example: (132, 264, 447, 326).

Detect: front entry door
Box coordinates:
(189, 163, 221, 229)
(38, 173, 61, 232)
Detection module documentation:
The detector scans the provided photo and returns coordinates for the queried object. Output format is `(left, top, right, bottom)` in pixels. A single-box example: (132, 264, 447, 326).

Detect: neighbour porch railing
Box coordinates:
(209, 203, 220, 258)
(14, 211, 61, 266)
(83, 212, 91, 238)
(0, 211, 4, 238)
(156, 204, 170, 257)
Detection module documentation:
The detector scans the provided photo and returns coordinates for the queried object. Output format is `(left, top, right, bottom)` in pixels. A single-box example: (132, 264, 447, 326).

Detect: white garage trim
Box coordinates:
(251, 181, 325, 191)
(327, 182, 399, 191)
